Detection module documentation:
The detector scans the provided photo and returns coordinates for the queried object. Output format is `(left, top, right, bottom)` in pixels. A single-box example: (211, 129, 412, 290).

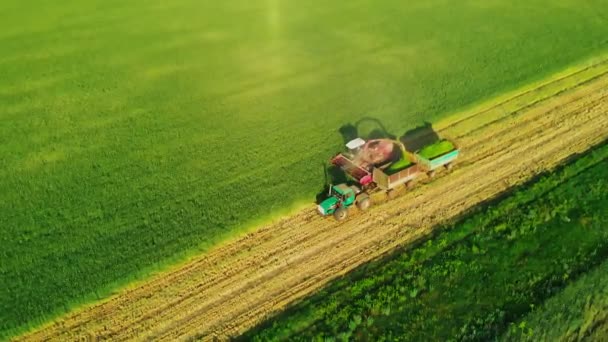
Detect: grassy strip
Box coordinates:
(242, 141, 608, 341)
(500, 258, 608, 341)
(417, 140, 456, 160)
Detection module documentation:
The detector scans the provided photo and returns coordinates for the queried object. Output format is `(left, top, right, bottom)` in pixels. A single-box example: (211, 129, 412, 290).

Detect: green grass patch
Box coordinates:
(417, 140, 455, 160)
(241, 141, 608, 341)
(501, 258, 608, 341)
(2, 0, 608, 338)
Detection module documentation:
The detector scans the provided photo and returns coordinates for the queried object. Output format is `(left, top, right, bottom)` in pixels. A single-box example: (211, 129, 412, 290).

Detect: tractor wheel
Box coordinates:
(445, 163, 453, 170)
(334, 207, 348, 221)
(357, 196, 371, 211)
(405, 180, 416, 190)
(427, 170, 436, 179)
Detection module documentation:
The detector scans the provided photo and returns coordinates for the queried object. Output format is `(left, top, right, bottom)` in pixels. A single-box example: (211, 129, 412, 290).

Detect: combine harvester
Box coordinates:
(318, 137, 459, 220)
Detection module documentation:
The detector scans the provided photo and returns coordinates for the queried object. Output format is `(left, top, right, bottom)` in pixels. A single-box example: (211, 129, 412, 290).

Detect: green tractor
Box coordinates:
(317, 184, 371, 221)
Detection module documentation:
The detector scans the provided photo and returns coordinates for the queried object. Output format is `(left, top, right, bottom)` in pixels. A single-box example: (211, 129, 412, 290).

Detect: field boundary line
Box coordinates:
(435, 52, 608, 131)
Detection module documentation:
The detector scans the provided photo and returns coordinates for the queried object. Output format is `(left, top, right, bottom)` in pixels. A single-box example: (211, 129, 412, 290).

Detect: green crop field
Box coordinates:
(502, 258, 608, 341)
(2, 0, 608, 338)
(242, 142, 608, 341)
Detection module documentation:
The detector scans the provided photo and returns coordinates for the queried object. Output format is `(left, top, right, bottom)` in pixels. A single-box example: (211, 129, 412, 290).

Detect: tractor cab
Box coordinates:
(332, 184, 357, 205)
(317, 184, 370, 221)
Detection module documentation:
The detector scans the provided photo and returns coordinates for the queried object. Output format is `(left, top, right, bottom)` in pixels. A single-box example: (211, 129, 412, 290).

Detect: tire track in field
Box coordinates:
(15, 70, 608, 341)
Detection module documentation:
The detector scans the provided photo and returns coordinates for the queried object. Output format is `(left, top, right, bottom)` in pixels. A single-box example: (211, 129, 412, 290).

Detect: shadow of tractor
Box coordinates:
(316, 163, 348, 204)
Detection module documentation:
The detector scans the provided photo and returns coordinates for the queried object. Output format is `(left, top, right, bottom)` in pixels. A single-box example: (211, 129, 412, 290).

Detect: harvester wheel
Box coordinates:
(427, 170, 436, 179)
(357, 196, 371, 211)
(334, 207, 348, 221)
(445, 163, 453, 170)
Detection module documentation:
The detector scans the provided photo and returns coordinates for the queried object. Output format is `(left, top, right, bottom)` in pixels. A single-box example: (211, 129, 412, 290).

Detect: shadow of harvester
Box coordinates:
(338, 117, 397, 144)
(400, 121, 440, 152)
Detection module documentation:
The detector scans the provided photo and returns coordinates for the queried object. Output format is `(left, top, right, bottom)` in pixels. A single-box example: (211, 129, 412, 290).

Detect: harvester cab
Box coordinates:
(345, 137, 366, 156)
(317, 184, 370, 221)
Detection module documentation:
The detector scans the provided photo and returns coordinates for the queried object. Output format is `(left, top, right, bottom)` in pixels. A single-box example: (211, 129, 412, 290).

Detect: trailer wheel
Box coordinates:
(427, 170, 436, 179)
(445, 163, 453, 170)
(357, 196, 371, 211)
(363, 182, 377, 191)
(334, 207, 348, 221)
(405, 180, 416, 190)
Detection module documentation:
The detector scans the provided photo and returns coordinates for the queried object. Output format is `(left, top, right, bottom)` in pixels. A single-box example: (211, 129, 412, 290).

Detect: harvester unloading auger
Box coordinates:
(318, 137, 460, 220)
